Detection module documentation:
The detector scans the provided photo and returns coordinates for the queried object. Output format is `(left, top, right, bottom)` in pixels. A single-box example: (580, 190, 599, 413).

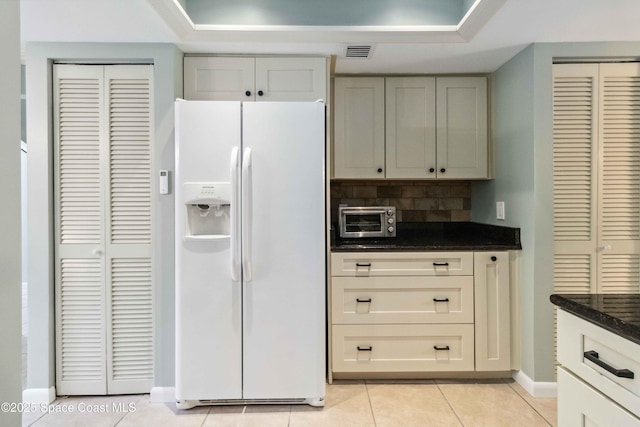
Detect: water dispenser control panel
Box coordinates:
(183, 182, 232, 240)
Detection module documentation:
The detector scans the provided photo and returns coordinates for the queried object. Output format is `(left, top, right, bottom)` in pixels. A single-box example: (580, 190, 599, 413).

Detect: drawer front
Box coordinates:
(557, 309, 640, 417)
(331, 276, 474, 324)
(332, 324, 474, 373)
(331, 252, 474, 277)
(558, 367, 640, 426)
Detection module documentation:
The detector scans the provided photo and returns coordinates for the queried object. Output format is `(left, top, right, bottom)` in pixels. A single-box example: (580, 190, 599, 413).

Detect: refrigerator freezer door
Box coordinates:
(241, 102, 326, 400)
(175, 100, 243, 401)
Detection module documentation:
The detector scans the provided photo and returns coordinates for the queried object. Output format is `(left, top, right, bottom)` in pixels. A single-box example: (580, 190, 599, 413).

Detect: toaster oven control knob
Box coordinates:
(387, 209, 394, 216)
(387, 226, 394, 233)
(387, 218, 394, 224)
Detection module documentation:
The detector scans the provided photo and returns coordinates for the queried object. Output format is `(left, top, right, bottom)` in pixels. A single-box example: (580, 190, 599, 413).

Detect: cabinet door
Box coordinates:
(558, 368, 640, 427)
(255, 57, 326, 102)
(386, 77, 436, 179)
(334, 77, 385, 179)
(436, 77, 488, 179)
(474, 252, 511, 371)
(184, 57, 255, 101)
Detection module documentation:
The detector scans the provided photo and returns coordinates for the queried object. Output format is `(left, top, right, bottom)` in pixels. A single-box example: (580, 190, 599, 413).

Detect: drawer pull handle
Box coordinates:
(356, 298, 372, 303)
(356, 262, 372, 267)
(433, 298, 450, 303)
(434, 345, 450, 351)
(357, 346, 373, 352)
(584, 350, 635, 379)
(433, 262, 449, 267)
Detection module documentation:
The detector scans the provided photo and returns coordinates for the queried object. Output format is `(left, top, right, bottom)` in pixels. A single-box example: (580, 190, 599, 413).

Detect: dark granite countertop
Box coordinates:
(550, 294, 640, 346)
(331, 222, 521, 252)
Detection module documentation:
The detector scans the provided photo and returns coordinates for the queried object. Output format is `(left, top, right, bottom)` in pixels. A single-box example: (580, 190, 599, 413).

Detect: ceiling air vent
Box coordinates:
(344, 45, 374, 59)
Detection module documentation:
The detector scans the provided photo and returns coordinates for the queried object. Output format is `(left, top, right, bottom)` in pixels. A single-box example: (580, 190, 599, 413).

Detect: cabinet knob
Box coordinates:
(491, 256, 497, 262)
(245, 90, 251, 97)
(429, 168, 435, 173)
(377, 168, 383, 173)
(440, 168, 446, 173)
(258, 90, 264, 96)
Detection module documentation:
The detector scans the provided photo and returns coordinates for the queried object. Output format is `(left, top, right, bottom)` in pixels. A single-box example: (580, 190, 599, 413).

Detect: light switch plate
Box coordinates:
(496, 201, 505, 220)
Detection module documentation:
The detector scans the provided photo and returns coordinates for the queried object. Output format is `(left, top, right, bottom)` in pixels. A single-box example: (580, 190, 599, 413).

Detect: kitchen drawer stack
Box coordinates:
(557, 310, 640, 426)
(330, 251, 511, 378)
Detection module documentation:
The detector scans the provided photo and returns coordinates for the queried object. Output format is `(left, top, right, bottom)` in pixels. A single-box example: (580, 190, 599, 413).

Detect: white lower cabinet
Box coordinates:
(329, 251, 511, 377)
(557, 309, 640, 425)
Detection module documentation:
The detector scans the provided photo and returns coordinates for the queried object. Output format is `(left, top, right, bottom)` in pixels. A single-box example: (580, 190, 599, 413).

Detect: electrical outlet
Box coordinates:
(496, 201, 505, 220)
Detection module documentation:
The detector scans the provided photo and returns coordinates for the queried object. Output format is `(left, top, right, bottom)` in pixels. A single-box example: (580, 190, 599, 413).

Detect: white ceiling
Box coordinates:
(20, 0, 640, 74)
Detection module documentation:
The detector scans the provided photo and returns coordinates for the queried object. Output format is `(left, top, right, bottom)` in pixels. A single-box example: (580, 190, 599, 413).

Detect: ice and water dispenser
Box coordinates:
(183, 182, 231, 240)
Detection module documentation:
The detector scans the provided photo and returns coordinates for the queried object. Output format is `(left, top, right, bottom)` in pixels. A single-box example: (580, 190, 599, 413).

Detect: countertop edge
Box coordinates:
(550, 294, 640, 346)
(331, 245, 522, 252)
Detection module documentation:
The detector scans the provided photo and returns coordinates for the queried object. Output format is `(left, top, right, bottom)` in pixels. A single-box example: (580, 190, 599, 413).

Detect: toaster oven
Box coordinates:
(338, 206, 396, 238)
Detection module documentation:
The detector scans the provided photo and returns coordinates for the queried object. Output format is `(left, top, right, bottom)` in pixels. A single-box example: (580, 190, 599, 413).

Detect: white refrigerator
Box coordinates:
(174, 100, 326, 408)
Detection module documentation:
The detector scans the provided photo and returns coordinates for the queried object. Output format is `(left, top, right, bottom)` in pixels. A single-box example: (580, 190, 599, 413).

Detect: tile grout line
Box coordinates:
(364, 381, 378, 427)
(435, 382, 465, 427)
(507, 383, 554, 427)
(198, 405, 213, 427)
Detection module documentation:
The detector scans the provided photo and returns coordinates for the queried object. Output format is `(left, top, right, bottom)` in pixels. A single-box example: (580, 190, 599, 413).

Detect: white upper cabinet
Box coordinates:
(254, 57, 327, 101)
(184, 57, 254, 101)
(436, 77, 488, 179)
(334, 76, 489, 180)
(386, 77, 436, 179)
(334, 77, 386, 179)
(184, 56, 326, 102)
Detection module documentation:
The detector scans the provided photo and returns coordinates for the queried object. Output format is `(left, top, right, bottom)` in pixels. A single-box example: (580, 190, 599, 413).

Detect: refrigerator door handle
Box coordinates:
(242, 147, 253, 282)
(230, 146, 241, 281)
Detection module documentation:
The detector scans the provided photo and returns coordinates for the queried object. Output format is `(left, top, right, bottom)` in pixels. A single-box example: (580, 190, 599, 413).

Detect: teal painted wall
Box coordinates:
(474, 42, 640, 383)
(186, 0, 464, 26)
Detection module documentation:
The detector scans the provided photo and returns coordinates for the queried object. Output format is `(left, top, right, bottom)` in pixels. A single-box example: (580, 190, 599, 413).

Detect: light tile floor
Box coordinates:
(22, 380, 557, 427)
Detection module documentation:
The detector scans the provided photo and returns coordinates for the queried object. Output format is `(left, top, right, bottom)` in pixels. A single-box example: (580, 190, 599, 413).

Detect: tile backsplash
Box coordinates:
(330, 181, 471, 223)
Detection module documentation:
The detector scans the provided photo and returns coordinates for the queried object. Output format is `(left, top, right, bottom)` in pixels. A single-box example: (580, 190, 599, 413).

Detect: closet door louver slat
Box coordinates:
(553, 74, 597, 243)
(59, 259, 105, 390)
(107, 258, 153, 393)
(108, 73, 152, 245)
(57, 77, 102, 245)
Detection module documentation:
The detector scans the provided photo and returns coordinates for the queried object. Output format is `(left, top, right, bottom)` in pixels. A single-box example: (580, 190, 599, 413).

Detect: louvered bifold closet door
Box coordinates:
(552, 64, 599, 371)
(597, 63, 640, 293)
(54, 65, 108, 395)
(553, 64, 599, 295)
(54, 64, 153, 396)
(104, 65, 153, 394)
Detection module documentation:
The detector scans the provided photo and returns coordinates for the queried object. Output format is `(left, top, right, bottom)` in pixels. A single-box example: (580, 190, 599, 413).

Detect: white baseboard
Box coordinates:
(150, 387, 175, 403)
(513, 370, 557, 398)
(22, 387, 56, 404)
